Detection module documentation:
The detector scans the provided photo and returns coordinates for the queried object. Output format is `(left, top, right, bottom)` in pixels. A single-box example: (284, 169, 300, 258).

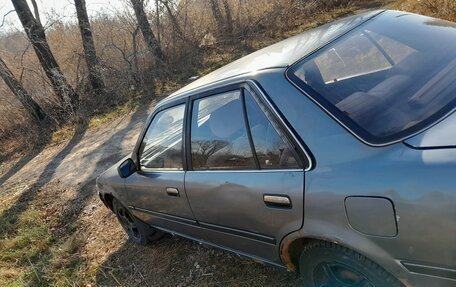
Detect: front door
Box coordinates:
(184, 87, 306, 264)
(125, 103, 201, 239)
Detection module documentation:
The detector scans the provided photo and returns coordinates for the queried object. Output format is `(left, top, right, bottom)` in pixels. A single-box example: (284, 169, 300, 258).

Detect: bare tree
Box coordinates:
(30, 0, 42, 26)
(159, 0, 183, 39)
(131, 26, 142, 86)
(75, 0, 106, 97)
(209, 0, 234, 40)
(12, 0, 80, 112)
(0, 56, 45, 120)
(155, 0, 161, 47)
(130, 0, 164, 62)
(222, 0, 233, 36)
(209, 0, 225, 35)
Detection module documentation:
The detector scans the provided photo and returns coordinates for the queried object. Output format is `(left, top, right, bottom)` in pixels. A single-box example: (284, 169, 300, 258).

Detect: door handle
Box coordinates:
(166, 187, 180, 197)
(263, 195, 291, 208)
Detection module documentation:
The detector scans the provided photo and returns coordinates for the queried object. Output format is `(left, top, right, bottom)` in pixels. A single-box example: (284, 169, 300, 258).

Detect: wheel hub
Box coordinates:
(116, 206, 141, 240)
(314, 262, 375, 287)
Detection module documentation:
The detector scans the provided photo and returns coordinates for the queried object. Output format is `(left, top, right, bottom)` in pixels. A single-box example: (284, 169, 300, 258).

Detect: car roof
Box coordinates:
(158, 10, 382, 107)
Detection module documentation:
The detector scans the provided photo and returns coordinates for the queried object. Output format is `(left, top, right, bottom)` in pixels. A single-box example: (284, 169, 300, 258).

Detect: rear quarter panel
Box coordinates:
(255, 70, 456, 286)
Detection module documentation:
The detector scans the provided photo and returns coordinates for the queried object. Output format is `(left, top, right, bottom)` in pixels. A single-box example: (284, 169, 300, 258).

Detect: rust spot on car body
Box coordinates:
(280, 237, 297, 271)
(399, 278, 413, 287)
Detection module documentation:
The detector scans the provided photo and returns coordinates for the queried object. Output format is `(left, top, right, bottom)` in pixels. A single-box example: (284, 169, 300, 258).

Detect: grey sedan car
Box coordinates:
(97, 10, 456, 287)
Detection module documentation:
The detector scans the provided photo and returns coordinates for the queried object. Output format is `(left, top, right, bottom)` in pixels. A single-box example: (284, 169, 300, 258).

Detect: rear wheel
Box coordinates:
(299, 241, 403, 287)
(112, 198, 162, 245)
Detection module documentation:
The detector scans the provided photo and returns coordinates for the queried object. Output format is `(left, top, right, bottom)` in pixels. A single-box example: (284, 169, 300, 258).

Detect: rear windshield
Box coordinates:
(287, 11, 456, 145)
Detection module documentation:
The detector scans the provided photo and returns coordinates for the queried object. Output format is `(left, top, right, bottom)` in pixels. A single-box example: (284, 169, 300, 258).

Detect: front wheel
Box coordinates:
(112, 198, 163, 245)
(299, 241, 403, 287)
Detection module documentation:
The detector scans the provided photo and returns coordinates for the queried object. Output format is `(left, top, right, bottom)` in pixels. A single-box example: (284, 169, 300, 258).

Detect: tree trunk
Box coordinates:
(74, 0, 106, 97)
(209, 0, 225, 36)
(12, 0, 79, 112)
(155, 0, 161, 47)
(210, 0, 234, 41)
(222, 0, 233, 36)
(159, 0, 199, 48)
(130, 0, 164, 62)
(132, 26, 142, 86)
(0, 56, 45, 121)
(30, 0, 42, 26)
(159, 0, 183, 38)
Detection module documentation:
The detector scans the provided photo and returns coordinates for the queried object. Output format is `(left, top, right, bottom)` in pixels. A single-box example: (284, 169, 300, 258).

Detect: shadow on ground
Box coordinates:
(0, 99, 302, 286)
(0, 127, 53, 188)
(0, 122, 88, 237)
(0, 103, 151, 285)
(95, 235, 300, 287)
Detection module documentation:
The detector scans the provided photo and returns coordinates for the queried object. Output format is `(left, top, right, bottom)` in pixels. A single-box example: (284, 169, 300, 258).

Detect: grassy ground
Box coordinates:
(0, 182, 82, 286)
(0, 107, 300, 286)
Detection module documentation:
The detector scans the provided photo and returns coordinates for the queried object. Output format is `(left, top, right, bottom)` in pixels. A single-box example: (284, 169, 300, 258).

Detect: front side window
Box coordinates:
(244, 91, 299, 169)
(139, 104, 185, 170)
(288, 12, 456, 144)
(190, 90, 255, 170)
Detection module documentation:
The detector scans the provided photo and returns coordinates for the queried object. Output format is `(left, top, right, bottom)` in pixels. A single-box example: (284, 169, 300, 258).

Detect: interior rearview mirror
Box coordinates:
(118, 158, 137, 178)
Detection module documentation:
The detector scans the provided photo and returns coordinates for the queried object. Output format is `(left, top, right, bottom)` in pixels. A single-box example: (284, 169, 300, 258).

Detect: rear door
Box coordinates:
(125, 102, 202, 239)
(184, 84, 307, 263)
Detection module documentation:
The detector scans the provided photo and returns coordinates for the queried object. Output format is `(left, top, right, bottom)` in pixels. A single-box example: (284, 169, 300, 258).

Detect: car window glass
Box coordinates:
(365, 30, 415, 64)
(289, 15, 456, 142)
(313, 31, 392, 84)
(244, 90, 300, 169)
(139, 104, 185, 170)
(191, 90, 255, 170)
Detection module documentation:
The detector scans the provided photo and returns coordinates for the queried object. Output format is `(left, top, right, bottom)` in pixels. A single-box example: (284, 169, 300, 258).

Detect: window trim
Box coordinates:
(186, 82, 309, 171)
(188, 87, 257, 171)
(134, 99, 188, 173)
(241, 89, 261, 169)
(246, 80, 314, 171)
(243, 85, 302, 170)
(285, 20, 456, 147)
(132, 81, 313, 173)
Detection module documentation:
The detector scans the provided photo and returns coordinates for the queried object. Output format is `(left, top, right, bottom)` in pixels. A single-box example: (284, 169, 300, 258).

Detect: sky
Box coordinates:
(0, 0, 127, 32)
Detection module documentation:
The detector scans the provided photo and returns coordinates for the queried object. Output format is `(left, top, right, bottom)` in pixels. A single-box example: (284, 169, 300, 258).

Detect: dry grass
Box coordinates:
(388, 0, 456, 22)
(0, 0, 370, 149)
(0, 168, 299, 287)
(4, 0, 454, 155)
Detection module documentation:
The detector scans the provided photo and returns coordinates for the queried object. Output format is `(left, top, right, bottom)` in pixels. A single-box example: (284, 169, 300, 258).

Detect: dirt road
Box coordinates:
(0, 99, 300, 286)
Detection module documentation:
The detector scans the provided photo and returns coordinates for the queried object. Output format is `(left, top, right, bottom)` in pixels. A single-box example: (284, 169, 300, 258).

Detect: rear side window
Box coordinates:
(139, 104, 185, 170)
(288, 12, 456, 144)
(244, 91, 299, 169)
(190, 90, 255, 170)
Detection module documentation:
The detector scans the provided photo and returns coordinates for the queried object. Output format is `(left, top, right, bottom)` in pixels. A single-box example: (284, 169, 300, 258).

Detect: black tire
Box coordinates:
(299, 241, 403, 287)
(112, 198, 163, 245)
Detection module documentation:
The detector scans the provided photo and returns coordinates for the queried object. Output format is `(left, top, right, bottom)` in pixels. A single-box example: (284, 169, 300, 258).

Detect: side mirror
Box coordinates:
(118, 158, 137, 178)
